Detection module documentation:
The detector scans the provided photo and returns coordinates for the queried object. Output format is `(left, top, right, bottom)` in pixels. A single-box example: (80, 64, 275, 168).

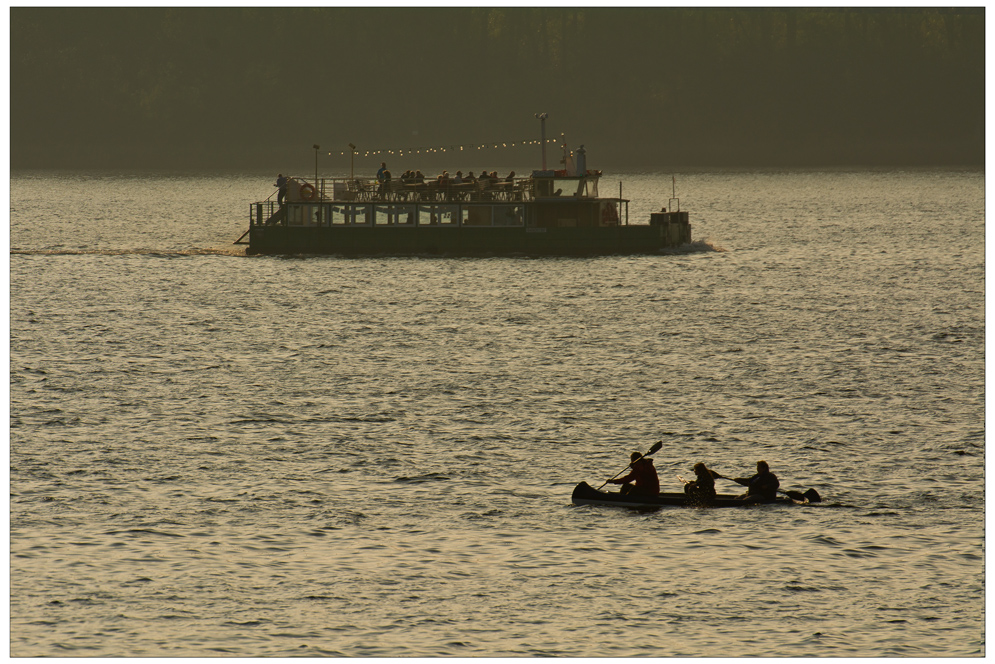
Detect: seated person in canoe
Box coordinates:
(684, 462, 720, 503)
(607, 452, 660, 497)
(727, 460, 780, 503)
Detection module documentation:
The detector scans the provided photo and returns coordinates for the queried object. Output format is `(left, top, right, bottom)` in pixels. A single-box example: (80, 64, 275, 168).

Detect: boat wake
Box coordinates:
(659, 239, 725, 254)
(11, 247, 247, 257)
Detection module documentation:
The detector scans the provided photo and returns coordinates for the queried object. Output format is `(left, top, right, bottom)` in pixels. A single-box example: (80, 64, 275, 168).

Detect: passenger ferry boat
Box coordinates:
(236, 145, 691, 256)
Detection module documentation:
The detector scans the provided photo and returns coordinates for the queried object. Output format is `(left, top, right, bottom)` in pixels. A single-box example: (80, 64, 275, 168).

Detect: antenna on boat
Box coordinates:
(349, 143, 356, 180)
(535, 113, 548, 170)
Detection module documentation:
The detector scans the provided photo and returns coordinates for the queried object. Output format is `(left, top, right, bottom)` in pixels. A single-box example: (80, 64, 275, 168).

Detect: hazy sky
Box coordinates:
(10, 7, 984, 172)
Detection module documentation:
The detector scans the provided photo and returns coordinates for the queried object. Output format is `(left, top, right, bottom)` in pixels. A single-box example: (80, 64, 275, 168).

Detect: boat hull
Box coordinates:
(570, 482, 795, 508)
(246, 224, 689, 256)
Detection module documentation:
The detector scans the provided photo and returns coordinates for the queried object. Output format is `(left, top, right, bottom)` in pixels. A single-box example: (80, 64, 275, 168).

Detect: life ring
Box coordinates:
(299, 183, 316, 201)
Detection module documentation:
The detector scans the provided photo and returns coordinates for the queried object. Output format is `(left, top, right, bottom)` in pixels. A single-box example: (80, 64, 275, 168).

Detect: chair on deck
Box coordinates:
(348, 179, 368, 201)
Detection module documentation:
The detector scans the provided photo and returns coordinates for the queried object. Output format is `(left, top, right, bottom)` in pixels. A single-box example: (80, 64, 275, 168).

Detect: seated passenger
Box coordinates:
(684, 462, 719, 503)
(730, 460, 780, 503)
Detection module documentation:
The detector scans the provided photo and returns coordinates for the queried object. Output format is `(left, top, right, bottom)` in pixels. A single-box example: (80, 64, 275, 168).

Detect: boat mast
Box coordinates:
(535, 112, 548, 170)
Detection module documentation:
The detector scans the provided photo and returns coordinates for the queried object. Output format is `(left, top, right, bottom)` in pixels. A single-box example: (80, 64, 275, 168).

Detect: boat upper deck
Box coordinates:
(267, 170, 607, 206)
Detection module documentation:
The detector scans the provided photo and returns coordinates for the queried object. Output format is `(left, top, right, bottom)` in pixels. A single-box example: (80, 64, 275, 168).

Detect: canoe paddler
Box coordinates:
(728, 460, 780, 503)
(684, 462, 720, 503)
(607, 452, 660, 497)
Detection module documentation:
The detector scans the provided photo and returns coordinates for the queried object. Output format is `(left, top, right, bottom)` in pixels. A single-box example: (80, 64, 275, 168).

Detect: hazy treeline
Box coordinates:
(11, 7, 984, 171)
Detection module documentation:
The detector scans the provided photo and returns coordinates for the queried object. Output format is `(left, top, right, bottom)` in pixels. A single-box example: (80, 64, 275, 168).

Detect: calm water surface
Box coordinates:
(9, 168, 984, 656)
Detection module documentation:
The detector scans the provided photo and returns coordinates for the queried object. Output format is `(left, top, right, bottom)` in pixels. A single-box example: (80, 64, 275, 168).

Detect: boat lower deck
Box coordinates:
(246, 223, 688, 256)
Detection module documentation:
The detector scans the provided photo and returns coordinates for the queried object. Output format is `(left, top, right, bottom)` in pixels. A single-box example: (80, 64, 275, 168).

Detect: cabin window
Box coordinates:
(534, 178, 594, 198)
(419, 205, 458, 226)
(329, 205, 349, 225)
(351, 205, 371, 225)
(375, 205, 416, 226)
(600, 201, 619, 226)
(286, 204, 322, 226)
(287, 206, 306, 226)
(331, 204, 370, 225)
(495, 205, 524, 226)
(462, 206, 491, 226)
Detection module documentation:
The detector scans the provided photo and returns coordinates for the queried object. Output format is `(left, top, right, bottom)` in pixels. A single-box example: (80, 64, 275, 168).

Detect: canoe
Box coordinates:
(571, 481, 797, 508)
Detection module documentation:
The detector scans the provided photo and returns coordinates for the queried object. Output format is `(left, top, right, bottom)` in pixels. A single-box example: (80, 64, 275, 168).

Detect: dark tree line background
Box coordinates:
(11, 7, 984, 171)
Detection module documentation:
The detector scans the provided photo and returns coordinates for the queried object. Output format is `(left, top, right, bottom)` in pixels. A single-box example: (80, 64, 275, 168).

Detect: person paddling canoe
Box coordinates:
(607, 452, 660, 497)
(727, 460, 780, 503)
(684, 462, 720, 503)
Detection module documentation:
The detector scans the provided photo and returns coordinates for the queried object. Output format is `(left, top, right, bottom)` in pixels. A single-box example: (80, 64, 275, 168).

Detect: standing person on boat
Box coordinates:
(607, 452, 660, 497)
(684, 462, 719, 503)
(377, 163, 391, 197)
(729, 460, 780, 503)
(275, 173, 287, 206)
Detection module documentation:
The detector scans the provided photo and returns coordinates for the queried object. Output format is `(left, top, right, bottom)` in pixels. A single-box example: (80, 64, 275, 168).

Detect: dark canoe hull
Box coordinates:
(246, 224, 690, 256)
(571, 482, 795, 509)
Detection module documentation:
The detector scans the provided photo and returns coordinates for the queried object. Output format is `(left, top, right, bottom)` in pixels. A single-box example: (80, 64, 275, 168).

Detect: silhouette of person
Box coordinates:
(275, 173, 287, 206)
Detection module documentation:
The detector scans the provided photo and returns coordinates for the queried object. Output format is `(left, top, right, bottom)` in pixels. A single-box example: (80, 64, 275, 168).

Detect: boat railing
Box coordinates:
(282, 176, 537, 204)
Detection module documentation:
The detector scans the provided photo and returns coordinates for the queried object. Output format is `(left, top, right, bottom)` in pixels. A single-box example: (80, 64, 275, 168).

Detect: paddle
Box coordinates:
(713, 472, 821, 503)
(596, 441, 663, 490)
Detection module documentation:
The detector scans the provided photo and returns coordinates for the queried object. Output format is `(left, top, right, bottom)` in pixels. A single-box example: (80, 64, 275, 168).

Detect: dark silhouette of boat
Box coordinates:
(571, 481, 805, 509)
(236, 145, 691, 256)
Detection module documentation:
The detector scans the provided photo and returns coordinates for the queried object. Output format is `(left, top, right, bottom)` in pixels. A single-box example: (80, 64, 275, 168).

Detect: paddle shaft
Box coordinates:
(596, 441, 662, 490)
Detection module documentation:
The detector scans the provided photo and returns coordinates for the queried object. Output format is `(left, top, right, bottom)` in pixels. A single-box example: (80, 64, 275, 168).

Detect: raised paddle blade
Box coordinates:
(803, 488, 822, 503)
(596, 441, 663, 490)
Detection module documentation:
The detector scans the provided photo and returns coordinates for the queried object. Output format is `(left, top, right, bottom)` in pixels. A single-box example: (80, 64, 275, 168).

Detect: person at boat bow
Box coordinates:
(729, 460, 780, 503)
(608, 452, 660, 497)
(684, 462, 719, 503)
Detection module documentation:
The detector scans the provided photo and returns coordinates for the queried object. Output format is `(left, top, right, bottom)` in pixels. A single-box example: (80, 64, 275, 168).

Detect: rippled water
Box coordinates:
(9, 168, 984, 656)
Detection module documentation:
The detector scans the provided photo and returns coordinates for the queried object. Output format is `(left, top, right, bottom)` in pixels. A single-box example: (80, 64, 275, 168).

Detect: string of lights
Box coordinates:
(332, 138, 561, 158)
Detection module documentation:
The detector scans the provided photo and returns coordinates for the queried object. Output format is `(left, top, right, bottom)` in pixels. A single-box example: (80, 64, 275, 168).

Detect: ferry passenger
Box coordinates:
(684, 462, 719, 503)
(275, 173, 287, 206)
(453, 171, 463, 184)
(505, 171, 516, 182)
(730, 460, 780, 503)
(414, 170, 425, 184)
(464, 171, 476, 182)
(377, 165, 392, 197)
(607, 452, 660, 497)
